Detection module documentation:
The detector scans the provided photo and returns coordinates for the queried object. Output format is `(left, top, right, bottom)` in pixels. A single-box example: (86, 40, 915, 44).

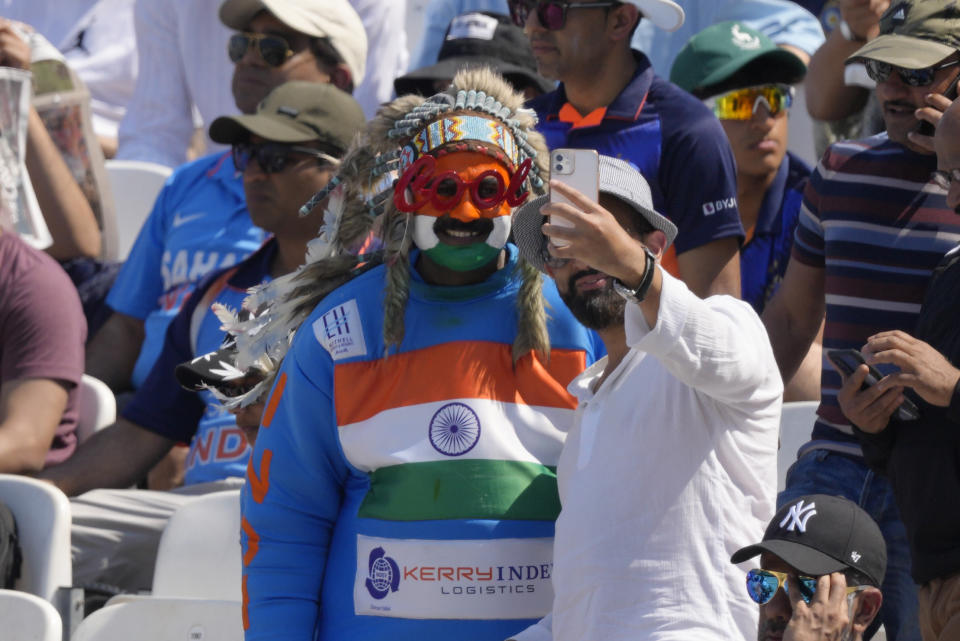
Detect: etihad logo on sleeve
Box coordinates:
(702, 196, 737, 216)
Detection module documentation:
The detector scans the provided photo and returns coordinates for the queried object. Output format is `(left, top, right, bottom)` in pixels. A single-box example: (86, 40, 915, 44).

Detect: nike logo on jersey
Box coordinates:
(173, 211, 206, 228)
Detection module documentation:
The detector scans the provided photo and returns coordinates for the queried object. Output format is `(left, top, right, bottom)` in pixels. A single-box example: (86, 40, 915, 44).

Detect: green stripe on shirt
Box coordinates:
(358, 460, 561, 522)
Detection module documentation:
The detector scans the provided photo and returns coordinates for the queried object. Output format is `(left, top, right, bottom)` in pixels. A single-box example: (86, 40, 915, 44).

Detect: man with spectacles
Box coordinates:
(761, 3, 960, 640)
(838, 98, 960, 641)
(86, 0, 365, 400)
(41, 81, 366, 598)
(508, 0, 746, 300)
(671, 21, 821, 402)
(510, 155, 782, 641)
(732, 494, 885, 641)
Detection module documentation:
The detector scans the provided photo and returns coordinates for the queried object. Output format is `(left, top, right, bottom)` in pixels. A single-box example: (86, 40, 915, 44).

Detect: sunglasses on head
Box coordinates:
(507, 0, 622, 31)
(746, 569, 865, 605)
(864, 58, 960, 87)
(706, 84, 794, 121)
(228, 32, 295, 67)
(232, 143, 338, 175)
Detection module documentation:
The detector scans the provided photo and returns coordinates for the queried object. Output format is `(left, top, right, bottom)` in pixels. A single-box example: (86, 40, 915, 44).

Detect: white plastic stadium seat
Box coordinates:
(152, 490, 242, 600)
(71, 597, 243, 641)
(76, 374, 116, 444)
(0, 475, 71, 602)
(104, 159, 172, 261)
(0, 589, 62, 641)
(777, 401, 820, 492)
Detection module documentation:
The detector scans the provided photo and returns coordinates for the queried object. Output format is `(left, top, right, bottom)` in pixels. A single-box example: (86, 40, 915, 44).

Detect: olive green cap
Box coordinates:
(670, 21, 806, 98)
(209, 81, 365, 153)
(848, 0, 960, 69)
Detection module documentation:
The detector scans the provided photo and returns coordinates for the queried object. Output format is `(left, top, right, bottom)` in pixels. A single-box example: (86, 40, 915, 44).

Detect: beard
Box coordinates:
(558, 269, 625, 331)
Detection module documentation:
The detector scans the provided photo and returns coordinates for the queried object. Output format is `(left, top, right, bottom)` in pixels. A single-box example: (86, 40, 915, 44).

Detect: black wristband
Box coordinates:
(613, 246, 657, 304)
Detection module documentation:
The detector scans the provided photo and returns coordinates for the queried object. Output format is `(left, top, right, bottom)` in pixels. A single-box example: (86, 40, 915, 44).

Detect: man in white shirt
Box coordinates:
(116, 0, 405, 167)
(510, 155, 783, 641)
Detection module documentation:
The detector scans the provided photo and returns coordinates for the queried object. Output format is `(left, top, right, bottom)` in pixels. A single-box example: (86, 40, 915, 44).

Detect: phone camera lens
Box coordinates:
(556, 155, 564, 161)
(555, 164, 563, 171)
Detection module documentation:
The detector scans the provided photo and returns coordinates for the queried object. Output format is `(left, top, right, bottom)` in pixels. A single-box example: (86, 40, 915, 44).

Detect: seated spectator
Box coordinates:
(671, 20, 822, 401)
(85, 0, 367, 396)
(1, 20, 103, 261)
(511, 156, 782, 640)
(394, 11, 552, 99)
(41, 81, 366, 595)
(0, 228, 86, 473)
(117, 0, 400, 167)
(731, 493, 885, 641)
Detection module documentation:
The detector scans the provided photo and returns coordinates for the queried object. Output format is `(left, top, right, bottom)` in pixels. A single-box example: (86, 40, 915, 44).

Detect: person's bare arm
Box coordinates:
(784, 319, 825, 402)
(39, 417, 174, 497)
(85, 312, 145, 392)
(0, 21, 101, 260)
(0, 378, 69, 473)
(676, 237, 741, 298)
(762, 259, 826, 383)
(805, 0, 888, 121)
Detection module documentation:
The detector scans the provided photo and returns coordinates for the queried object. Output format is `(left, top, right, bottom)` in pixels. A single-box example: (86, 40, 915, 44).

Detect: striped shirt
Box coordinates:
(793, 134, 960, 457)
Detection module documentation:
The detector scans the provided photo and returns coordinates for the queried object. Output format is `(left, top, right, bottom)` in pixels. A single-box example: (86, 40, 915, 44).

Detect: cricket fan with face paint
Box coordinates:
(224, 68, 603, 641)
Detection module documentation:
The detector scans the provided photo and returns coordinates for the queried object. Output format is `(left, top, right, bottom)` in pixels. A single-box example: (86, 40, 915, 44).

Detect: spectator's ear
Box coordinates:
(852, 588, 883, 636)
(642, 230, 667, 261)
(607, 3, 638, 43)
(330, 65, 354, 94)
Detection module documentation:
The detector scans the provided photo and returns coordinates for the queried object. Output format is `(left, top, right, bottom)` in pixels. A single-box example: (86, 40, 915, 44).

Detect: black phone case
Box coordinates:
(825, 349, 920, 421)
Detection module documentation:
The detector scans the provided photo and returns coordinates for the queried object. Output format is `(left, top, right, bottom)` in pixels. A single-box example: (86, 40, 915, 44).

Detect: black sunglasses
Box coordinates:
(228, 32, 294, 67)
(507, 0, 622, 30)
(232, 143, 337, 174)
(864, 58, 960, 87)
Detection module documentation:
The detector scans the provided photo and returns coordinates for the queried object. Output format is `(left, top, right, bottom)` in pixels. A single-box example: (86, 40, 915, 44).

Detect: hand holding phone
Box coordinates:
(548, 149, 598, 247)
(915, 72, 960, 137)
(826, 348, 920, 421)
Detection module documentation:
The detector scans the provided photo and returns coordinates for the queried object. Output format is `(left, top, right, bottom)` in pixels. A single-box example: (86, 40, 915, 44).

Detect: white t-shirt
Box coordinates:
(516, 269, 782, 641)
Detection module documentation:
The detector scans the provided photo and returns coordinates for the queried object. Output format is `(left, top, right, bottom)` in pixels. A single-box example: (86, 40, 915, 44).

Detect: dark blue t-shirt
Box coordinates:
(529, 50, 744, 271)
(741, 151, 810, 314)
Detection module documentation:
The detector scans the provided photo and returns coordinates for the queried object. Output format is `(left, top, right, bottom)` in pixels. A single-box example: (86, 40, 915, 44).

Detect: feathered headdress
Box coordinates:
(212, 68, 551, 408)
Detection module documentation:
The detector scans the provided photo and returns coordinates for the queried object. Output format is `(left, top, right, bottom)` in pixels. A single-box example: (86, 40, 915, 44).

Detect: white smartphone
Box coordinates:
(549, 148, 599, 247)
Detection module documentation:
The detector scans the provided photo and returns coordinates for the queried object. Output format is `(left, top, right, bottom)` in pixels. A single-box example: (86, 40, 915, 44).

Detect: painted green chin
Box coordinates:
(423, 242, 501, 272)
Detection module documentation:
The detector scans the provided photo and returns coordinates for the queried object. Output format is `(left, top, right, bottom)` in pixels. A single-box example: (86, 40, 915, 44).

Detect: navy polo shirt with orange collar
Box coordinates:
(529, 51, 744, 276)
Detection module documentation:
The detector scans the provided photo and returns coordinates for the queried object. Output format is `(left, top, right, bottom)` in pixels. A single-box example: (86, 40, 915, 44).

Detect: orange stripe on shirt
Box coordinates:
(334, 341, 585, 427)
(261, 373, 287, 428)
(247, 449, 272, 504)
(241, 516, 260, 566)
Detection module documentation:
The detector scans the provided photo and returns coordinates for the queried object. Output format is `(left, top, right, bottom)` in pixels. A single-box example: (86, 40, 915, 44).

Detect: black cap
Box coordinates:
(394, 12, 553, 97)
(731, 494, 887, 587)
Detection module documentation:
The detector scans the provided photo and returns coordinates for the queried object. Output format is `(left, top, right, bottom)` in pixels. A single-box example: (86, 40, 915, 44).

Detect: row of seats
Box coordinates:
(0, 402, 821, 638)
(0, 590, 242, 641)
